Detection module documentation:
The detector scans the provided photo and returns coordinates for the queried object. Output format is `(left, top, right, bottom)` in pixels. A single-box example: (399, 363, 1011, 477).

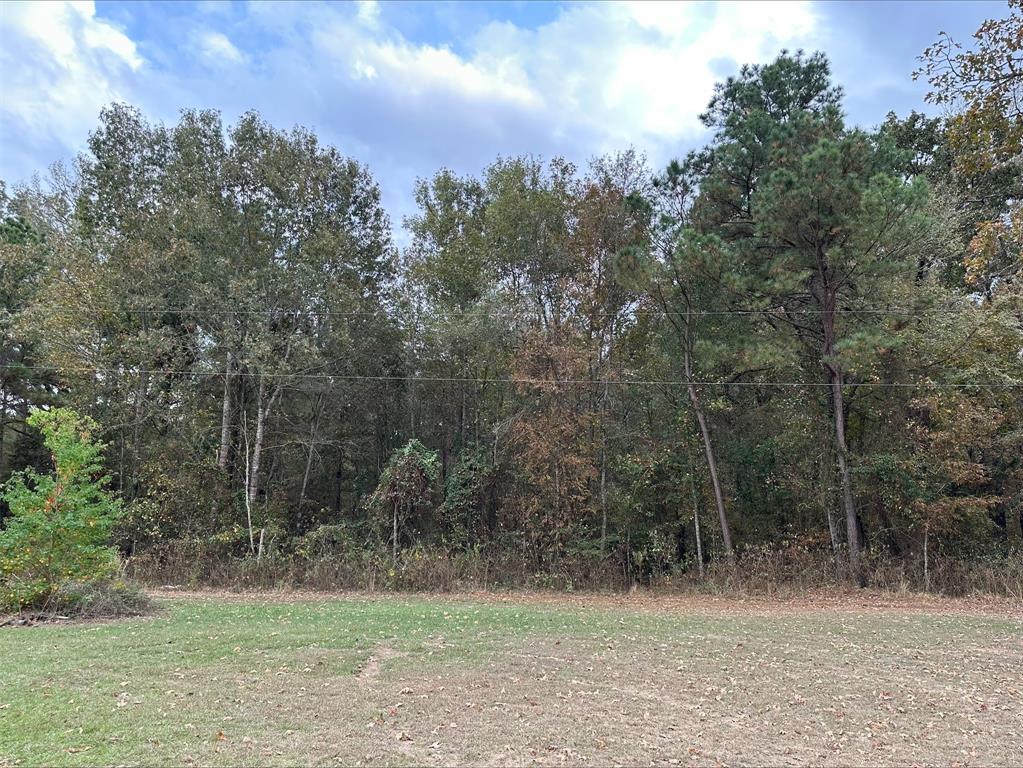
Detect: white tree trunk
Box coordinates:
(687, 379, 733, 559)
(392, 500, 399, 562)
(923, 522, 930, 592)
(689, 470, 705, 578)
(247, 374, 280, 508)
(218, 352, 233, 470)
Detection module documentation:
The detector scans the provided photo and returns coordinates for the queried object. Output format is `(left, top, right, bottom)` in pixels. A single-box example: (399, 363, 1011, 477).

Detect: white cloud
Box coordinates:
(465, 1, 820, 147)
(276, 0, 819, 226)
(0, 0, 823, 226)
(309, 16, 540, 109)
(296, 0, 820, 153)
(625, 1, 700, 36)
(356, 0, 381, 29)
(0, 0, 142, 166)
(261, 0, 818, 162)
(195, 31, 246, 66)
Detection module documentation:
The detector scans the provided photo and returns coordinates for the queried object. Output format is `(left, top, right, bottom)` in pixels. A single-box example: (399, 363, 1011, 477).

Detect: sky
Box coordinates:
(0, 0, 1005, 238)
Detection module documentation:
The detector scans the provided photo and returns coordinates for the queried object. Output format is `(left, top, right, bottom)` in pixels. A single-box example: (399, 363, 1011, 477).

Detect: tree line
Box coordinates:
(1, 9, 1020, 589)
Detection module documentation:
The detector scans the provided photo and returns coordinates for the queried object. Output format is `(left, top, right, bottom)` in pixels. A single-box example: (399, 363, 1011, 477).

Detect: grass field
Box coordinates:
(2, 591, 1020, 767)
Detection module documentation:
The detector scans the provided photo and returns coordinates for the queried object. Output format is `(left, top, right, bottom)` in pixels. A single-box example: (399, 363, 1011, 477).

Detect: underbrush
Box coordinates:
(651, 546, 1023, 599)
(126, 539, 615, 592)
(125, 536, 1023, 599)
(0, 578, 153, 624)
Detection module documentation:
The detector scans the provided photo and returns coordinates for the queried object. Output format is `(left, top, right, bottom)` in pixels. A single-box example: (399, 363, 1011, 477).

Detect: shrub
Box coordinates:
(443, 447, 497, 545)
(47, 578, 152, 619)
(293, 523, 364, 560)
(0, 408, 122, 611)
(365, 440, 440, 560)
(115, 452, 235, 551)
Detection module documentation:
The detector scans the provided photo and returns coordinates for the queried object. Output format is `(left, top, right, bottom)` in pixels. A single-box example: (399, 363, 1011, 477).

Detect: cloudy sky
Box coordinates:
(0, 0, 1003, 234)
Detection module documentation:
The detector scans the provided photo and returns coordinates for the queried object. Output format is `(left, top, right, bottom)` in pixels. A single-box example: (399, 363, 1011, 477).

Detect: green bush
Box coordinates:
(443, 447, 497, 546)
(366, 440, 440, 559)
(294, 522, 365, 559)
(0, 408, 122, 611)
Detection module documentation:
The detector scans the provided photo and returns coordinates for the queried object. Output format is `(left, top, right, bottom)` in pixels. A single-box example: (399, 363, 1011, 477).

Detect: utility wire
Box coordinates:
(22, 304, 1016, 319)
(3, 363, 1019, 389)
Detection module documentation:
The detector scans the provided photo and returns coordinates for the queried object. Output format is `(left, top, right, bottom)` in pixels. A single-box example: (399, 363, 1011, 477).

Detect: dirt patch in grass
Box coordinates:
(205, 628, 1022, 767)
(156, 602, 1021, 766)
(356, 645, 404, 683)
(311, 634, 1020, 766)
(149, 585, 1022, 617)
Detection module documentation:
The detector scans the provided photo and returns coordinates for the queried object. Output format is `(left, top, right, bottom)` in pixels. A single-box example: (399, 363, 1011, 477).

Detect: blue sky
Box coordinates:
(0, 1, 1005, 235)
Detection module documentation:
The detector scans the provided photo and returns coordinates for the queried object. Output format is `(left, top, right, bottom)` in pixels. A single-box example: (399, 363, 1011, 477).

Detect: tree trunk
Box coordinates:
(672, 299, 733, 562)
(599, 444, 608, 552)
(0, 387, 8, 476)
(923, 522, 929, 592)
(118, 433, 125, 494)
(831, 383, 861, 582)
(299, 444, 315, 510)
(217, 352, 233, 471)
(819, 446, 842, 561)
(242, 413, 255, 555)
(392, 500, 399, 562)
(825, 496, 841, 555)
(821, 291, 864, 585)
(408, 303, 419, 439)
(247, 374, 280, 508)
(599, 377, 609, 553)
(687, 383, 733, 559)
(1004, 491, 1023, 545)
(131, 370, 149, 496)
(247, 376, 266, 507)
(552, 457, 562, 557)
(459, 376, 466, 449)
(688, 467, 705, 578)
(598, 319, 614, 554)
(299, 393, 323, 509)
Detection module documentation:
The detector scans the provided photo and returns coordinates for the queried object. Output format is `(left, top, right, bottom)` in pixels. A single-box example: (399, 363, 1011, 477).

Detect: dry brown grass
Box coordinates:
(127, 543, 1023, 599)
(160, 591, 1023, 766)
(152, 585, 1023, 617)
(284, 633, 1022, 767)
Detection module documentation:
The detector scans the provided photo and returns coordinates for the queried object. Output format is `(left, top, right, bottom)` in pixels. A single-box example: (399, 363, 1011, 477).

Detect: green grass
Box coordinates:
(2, 593, 1020, 767)
(2, 595, 607, 766)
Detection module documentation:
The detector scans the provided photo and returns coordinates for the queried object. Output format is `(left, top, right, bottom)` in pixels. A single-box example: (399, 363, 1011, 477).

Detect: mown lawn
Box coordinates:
(1, 592, 1020, 766)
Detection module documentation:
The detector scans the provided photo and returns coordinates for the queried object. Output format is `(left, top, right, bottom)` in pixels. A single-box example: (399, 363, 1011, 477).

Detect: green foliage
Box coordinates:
(443, 446, 496, 545)
(4, 36, 1021, 594)
(116, 453, 234, 550)
(0, 408, 122, 611)
(371, 440, 441, 509)
(1, 188, 57, 492)
(916, 3, 1022, 293)
(293, 522, 366, 560)
(366, 440, 440, 555)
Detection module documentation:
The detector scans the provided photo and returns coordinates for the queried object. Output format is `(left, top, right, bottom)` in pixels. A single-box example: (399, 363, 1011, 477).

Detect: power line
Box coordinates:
(24, 303, 1012, 319)
(3, 363, 1019, 389)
